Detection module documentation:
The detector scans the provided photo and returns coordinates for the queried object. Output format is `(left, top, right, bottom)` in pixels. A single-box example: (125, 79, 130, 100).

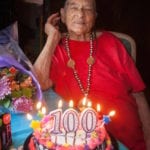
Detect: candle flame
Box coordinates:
(58, 100, 63, 108)
(36, 102, 42, 110)
(82, 97, 87, 106)
(27, 113, 33, 120)
(41, 107, 46, 115)
(109, 110, 116, 117)
(97, 104, 101, 112)
(87, 101, 92, 107)
(69, 100, 74, 108)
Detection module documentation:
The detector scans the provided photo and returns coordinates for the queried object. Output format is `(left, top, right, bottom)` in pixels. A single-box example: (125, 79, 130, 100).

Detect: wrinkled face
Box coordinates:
(61, 0, 97, 35)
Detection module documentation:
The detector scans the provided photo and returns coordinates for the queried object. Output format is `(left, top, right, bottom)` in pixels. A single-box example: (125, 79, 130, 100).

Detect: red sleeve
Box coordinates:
(112, 33, 146, 92)
(123, 53, 146, 92)
(100, 32, 146, 93)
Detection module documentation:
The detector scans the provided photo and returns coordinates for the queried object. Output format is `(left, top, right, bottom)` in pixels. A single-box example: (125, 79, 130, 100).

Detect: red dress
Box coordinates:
(50, 31, 146, 150)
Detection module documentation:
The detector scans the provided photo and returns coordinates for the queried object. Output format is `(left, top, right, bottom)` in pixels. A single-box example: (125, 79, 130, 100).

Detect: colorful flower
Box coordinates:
(0, 76, 11, 100)
(0, 66, 36, 113)
(12, 97, 33, 113)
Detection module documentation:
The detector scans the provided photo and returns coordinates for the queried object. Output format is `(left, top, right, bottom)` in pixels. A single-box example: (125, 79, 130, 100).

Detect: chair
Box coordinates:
(109, 31, 136, 150)
(110, 31, 136, 62)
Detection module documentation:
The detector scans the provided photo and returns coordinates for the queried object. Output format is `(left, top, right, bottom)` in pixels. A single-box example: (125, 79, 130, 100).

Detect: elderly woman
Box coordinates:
(34, 0, 150, 149)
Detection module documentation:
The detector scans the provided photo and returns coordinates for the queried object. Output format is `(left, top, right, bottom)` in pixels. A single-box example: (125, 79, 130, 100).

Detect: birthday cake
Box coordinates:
(24, 101, 116, 150)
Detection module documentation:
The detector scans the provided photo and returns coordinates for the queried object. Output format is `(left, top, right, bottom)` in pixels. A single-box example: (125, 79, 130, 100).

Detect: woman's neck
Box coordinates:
(68, 32, 91, 41)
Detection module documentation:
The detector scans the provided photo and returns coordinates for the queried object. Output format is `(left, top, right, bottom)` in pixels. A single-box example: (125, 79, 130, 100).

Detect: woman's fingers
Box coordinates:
(47, 12, 60, 27)
(44, 12, 62, 37)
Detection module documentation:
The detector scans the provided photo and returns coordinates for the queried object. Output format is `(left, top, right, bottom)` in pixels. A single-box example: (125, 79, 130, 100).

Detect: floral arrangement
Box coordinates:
(0, 22, 43, 113)
(0, 66, 36, 113)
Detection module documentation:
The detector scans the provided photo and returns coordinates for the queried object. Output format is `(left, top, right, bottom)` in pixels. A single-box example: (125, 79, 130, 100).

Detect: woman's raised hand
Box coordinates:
(45, 12, 61, 44)
(33, 13, 62, 90)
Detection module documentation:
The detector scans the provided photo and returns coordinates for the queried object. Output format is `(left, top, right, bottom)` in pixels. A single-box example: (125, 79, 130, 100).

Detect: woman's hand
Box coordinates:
(45, 12, 61, 45)
(33, 13, 62, 90)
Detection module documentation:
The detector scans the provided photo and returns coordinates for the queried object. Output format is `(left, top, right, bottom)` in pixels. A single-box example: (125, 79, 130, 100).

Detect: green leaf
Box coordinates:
(11, 90, 22, 98)
(22, 87, 32, 98)
(0, 119, 2, 127)
(0, 99, 11, 108)
(3, 99, 11, 108)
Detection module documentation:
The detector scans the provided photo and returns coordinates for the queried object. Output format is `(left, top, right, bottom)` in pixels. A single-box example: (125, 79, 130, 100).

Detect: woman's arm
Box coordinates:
(33, 13, 61, 90)
(132, 92, 150, 150)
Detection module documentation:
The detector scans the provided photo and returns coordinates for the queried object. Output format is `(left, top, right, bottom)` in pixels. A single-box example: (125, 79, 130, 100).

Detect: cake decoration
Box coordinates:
(27, 99, 116, 150)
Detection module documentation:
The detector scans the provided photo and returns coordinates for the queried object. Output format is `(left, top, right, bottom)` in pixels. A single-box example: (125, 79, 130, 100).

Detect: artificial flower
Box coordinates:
(0, 66, 36, 113)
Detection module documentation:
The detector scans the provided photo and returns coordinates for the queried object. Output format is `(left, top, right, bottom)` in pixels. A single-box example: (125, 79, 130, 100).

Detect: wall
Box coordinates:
(96, 0, 150, 87)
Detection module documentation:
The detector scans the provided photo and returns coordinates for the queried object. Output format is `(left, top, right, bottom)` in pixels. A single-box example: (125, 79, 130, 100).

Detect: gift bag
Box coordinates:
(0, 22, 43, 113)
(0, 107, 12, 150)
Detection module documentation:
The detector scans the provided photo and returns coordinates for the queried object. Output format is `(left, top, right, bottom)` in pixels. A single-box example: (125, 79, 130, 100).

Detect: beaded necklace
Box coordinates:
(65, 33, 95, 99)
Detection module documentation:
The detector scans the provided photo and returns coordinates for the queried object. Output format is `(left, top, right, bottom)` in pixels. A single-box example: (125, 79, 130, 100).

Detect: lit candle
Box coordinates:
(49, 100, 63, 144)
(81, 109, 97, 132)
(58, 100, 63, 109)
(38, 106, 46, 118)
(41, 107, 46, 115)
(26, 113, 33, 120)
(78, 97, 87, 111)
(87, 101, 92, 107)
(50, 100, 63, 134)
(101, 110, 116, 127)
(80, 102, 97, 144)
(69, 100, 73, 108)
(96, 104, 101, 112)
(109, 110, 116, 117)
(50, 100, 62, 134)
(36, 102, 42, 110)
(62, 100, 79, 145)
(82, 97, 87, 106)
(96, 104, 101, 119)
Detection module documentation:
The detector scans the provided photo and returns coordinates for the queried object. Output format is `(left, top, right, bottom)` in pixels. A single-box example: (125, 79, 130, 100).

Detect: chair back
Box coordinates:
(110, 31, 136, 62)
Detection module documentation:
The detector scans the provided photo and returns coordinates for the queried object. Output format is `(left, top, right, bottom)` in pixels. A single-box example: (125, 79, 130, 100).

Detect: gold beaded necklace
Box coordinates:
(65, 33, 95, 99)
